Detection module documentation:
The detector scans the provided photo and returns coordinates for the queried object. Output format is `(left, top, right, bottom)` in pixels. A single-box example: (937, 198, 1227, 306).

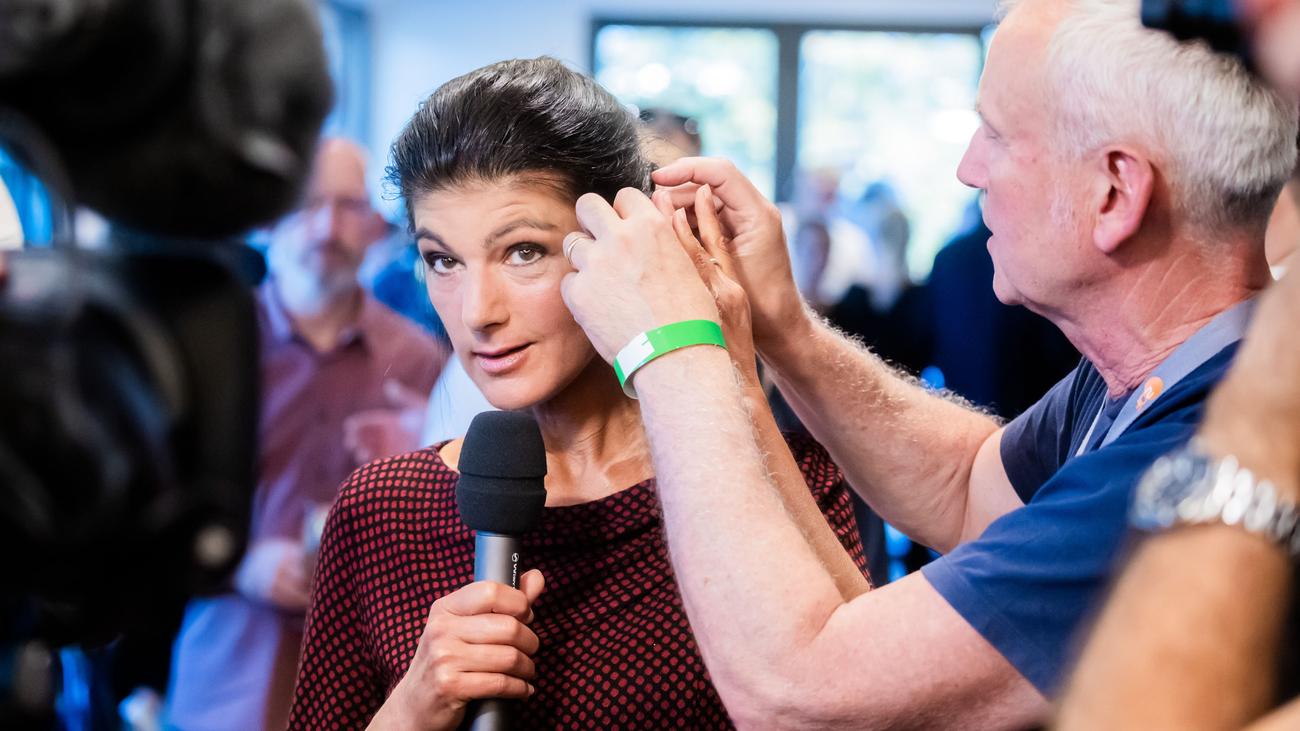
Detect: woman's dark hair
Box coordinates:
(387, 57, 651, 228)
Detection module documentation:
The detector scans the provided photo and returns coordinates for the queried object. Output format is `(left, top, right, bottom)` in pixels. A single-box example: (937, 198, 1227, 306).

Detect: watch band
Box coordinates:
(1136, 444, 1300, 558)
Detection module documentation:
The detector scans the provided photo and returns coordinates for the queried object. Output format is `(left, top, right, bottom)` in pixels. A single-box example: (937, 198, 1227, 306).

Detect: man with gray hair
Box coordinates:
(556, 0, 1297, 726)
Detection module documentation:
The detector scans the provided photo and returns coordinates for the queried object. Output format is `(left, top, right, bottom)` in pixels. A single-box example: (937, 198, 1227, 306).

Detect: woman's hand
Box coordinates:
(370, 570, 545, 731)
(653, 186, 760, 392)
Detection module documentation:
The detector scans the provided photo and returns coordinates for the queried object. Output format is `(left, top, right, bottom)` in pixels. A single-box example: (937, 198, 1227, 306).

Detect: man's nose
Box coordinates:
(956, 133, 988, 191)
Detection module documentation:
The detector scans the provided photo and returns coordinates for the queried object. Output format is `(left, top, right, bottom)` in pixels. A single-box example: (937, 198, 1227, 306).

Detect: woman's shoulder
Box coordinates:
(334, 443, 459, 517)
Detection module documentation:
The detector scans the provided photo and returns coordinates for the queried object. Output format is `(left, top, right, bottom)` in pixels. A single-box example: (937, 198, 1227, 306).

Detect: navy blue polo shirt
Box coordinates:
(921, 344, 1240, 694)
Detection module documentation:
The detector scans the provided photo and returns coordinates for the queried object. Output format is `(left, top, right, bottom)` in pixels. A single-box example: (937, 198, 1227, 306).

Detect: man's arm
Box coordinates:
(768, 312, 1019, 552)
(1058, 526, 1292, 730)
(1058, 269, 1300, 729)
(653, 158, 1020, 552)
(636, 346, 1047, 729)
(561, 188, 1047, 728)
(660, 190, 870, 598)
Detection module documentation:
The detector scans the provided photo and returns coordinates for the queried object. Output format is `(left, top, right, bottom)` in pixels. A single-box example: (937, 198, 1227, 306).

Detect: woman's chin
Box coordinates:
(478, 382, 547, 412)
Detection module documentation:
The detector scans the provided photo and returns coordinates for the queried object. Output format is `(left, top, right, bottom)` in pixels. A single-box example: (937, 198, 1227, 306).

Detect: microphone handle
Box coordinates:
(464, 531, 522, 731)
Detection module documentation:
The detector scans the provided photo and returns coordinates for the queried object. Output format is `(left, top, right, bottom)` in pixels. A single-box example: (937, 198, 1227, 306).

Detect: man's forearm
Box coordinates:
(634, 346, 849, 724)
(763, 309, 1001, 551)
(742, 381, 872, 599)
(1057, 526, 1293, 730)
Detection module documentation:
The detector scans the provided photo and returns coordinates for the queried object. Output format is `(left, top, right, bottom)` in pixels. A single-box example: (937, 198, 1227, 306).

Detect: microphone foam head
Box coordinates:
(456, 411, 547, 534)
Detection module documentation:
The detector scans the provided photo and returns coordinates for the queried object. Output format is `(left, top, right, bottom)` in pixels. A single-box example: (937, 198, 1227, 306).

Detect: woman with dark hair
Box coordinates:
(287, 57, 868, 730)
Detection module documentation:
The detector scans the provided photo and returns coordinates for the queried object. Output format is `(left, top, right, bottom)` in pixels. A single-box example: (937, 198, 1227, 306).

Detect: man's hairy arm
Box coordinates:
(650, 158, 1022, 553)
(636, 346, 1047, 729)
(768, 311, 1021, 553)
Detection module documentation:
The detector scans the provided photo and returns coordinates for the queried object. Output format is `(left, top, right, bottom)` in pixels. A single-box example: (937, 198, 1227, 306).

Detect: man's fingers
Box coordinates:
(693, 185, 725, 256)
(574, 192, 623, 240)
(563, 231, 596, 270)
(652, 157, 730, 187)
(694, 185, 741, 281)
(651, 189, 676, 220)
(671, 209, 709, 268)
(671, 210, 722, 300)
(652, 182, 721, 212)
(652, 157, 764, 210)
(611, 186, 661, 220)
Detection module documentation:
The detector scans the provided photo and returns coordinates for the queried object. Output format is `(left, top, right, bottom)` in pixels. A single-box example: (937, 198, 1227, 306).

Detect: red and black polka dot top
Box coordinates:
(288, 433, 866, 730)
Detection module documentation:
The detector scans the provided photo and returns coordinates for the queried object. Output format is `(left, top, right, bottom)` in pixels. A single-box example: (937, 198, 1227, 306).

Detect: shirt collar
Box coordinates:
(261, 279, 374, 353)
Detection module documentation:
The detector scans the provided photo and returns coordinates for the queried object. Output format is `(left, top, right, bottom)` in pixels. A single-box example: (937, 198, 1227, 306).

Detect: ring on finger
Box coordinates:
(563, 233, 594, 264)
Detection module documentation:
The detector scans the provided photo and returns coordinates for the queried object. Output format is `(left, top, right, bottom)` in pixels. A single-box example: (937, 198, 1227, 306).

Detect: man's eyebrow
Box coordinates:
(975, 100, 999, 134)
(487, 218, 559, 245)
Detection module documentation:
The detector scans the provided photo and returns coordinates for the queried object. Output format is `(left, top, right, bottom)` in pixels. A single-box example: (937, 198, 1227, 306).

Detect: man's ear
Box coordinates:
(1092, 146, 1155, 255)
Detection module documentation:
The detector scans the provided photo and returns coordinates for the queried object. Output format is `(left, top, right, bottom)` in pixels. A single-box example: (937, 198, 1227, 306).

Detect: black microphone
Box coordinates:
(455, 411, 547, 731)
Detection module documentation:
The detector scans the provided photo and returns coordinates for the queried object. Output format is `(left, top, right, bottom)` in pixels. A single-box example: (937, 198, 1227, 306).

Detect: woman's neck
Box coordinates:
(530, 357, 653, 506)
(439, 357, 653, 507)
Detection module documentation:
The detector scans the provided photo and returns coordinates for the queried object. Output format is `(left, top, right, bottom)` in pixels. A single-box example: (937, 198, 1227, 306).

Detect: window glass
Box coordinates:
(798, 30, 983, 278)
(594, 25, 779, 198)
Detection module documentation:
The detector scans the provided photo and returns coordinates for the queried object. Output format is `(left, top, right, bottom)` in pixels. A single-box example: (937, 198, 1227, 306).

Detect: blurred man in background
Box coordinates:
(165, 138, 446, 731)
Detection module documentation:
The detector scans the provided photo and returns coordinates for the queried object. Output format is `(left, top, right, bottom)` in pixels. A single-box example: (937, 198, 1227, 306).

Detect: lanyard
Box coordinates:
(1074, 298, 1256, 458)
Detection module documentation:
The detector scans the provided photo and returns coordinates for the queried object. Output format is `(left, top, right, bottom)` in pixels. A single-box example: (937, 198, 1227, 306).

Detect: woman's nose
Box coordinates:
(460, 267, 508, 333)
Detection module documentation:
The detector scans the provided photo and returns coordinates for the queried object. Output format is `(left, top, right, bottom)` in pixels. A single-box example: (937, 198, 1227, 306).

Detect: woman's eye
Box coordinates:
(508, 245, 544, 266)
(423, 253, 459, 275)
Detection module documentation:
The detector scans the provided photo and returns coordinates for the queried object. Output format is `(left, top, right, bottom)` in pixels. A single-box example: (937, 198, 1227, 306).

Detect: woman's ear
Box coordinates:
(1092, 146, 1155, 255)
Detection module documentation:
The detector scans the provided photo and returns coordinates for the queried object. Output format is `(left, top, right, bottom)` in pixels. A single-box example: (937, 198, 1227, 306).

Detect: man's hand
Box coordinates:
(652, 185, 760, 391)
(652, 157, 808, 356)
(235, 538, 312, 612)
(343, 379, 429, 465)
(561, 188, 719, 363)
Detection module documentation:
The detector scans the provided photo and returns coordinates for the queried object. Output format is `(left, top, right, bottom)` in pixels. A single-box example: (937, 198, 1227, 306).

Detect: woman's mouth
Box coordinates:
(472, 343, 532, 376)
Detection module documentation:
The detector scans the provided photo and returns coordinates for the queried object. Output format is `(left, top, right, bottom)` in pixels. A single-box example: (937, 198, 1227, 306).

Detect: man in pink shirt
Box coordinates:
(165, 138, 446, 731)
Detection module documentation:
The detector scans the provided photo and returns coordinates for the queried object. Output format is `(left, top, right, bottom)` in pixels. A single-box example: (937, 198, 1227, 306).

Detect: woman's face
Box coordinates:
(412, 177, 598, 411)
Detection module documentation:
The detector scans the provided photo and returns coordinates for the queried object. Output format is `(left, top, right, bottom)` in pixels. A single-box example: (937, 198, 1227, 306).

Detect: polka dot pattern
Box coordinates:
(288, 433, 867, 729)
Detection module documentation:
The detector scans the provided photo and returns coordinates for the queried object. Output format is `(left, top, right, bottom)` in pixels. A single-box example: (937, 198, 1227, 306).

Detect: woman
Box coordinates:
(288, 57, 869, 730)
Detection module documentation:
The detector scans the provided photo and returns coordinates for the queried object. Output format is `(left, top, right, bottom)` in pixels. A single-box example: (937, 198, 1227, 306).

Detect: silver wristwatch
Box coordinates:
(1132, 441, 1300, 558)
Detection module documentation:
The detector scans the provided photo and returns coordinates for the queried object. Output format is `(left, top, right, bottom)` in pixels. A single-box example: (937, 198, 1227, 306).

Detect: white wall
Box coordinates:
(365, 0, 995, 213)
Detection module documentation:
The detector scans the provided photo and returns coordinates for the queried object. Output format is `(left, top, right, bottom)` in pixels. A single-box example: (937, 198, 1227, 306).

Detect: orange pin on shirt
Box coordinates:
(1136, 376, 1164, 412)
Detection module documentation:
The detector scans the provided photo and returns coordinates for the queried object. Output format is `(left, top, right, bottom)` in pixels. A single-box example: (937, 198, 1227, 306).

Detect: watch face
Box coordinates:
(1132, 450, 1212, 531)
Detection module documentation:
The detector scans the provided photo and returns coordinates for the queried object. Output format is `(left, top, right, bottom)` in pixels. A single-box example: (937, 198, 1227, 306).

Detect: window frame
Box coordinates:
(589, 17, 986, 202)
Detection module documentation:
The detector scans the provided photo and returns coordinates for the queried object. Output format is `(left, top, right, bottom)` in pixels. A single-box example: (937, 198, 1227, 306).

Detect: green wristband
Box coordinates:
(612, 319, 727, 398)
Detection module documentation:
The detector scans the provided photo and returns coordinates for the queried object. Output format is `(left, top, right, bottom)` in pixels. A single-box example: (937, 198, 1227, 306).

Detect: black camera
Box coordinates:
(0, 0, 332, 725)
(1141, 0, 1252, 60)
